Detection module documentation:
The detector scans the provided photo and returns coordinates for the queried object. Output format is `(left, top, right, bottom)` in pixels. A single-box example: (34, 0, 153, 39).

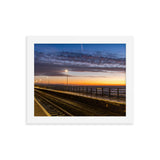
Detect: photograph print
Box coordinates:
(34, 43, 126, 117)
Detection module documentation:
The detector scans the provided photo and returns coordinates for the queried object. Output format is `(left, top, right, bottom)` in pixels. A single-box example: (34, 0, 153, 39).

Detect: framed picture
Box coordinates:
(26, 36, 133, 124)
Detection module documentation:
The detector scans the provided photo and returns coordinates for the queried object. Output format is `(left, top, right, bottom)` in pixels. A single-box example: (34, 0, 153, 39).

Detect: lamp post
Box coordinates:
(35, 80, 37, 87)
(40, 79, 42, 86)
(46, 76, 48, 88)
(65, 69, 68, 90)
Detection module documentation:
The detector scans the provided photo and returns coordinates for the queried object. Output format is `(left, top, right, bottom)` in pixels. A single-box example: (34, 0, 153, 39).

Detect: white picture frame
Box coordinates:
(26, 36, 134, 124)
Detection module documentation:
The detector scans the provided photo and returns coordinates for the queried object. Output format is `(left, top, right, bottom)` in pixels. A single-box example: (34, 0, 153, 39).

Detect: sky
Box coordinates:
(34, 44, 126, 86)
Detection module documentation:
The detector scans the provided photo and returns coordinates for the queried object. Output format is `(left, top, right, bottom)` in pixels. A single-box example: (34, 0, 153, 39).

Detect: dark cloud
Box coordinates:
(34, 51, 125, 76)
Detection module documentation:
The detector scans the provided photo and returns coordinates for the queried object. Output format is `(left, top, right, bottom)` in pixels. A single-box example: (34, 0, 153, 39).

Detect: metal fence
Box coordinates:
(44, 85, 126, 99)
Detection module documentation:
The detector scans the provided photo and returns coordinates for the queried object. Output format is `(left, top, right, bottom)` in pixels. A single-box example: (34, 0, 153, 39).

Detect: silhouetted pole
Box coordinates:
(65, 69, 68, 90)
(102, 88, 104, 96)
(67, 74, 68, 89)
(39, 80, 41, 86)
(46, 76, 48, 88)
(109, 88, 111, 97)
(117, 88, 119, 98)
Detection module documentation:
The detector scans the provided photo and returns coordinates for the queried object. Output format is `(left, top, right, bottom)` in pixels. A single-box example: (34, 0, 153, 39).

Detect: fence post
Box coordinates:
(102, 88, 104, 96)
(108, 88, 111, 97)
(117, 88, 119, 98)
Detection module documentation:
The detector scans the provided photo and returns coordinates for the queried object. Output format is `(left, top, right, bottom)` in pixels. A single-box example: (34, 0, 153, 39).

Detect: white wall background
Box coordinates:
(0, 0, 160, 160)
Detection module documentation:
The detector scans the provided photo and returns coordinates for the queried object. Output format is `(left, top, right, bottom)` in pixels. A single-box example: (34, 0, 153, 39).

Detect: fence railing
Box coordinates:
(42, 85, 126, 99)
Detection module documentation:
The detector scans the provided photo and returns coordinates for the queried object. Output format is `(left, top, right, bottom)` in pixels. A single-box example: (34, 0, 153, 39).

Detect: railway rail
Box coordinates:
(35, 88, 123, 116)
(35, 91, 73, 116)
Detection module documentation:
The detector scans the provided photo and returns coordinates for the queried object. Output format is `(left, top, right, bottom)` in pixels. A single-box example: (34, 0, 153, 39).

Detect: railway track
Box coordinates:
(35, 88, 121, 116)
(35, 89, 98, 116)
(35, 91, 73, 116)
